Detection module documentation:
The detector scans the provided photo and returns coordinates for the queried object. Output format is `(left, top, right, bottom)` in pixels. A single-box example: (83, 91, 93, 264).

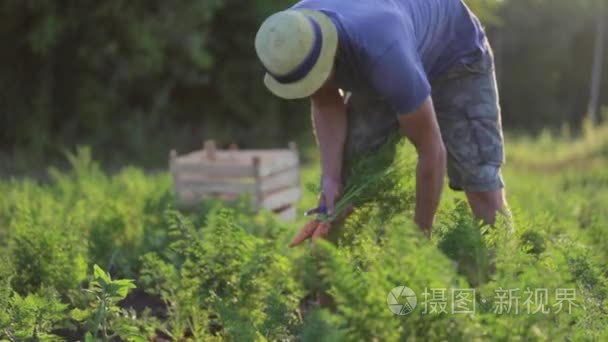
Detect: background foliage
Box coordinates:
(1, 127, 608, 340)
(1, 1, 607, 339)
(0, 0, 606, 172)
(493, 0, 606, 129)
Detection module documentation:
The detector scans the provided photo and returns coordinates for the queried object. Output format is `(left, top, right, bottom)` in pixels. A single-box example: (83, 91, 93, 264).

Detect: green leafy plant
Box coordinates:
(139, 208, 302, 340)
(71, 265, 143, 342)
(0, 289, 66, 342)
(1, 127, 608, 340)
(319, 134, 415, 223)
(435, 201, 492, 287)
(8, 206, 88, 295)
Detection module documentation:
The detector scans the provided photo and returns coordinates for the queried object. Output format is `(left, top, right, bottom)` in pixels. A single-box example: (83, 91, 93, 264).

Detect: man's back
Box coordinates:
(293, 0, 487, 113)
(294, 0, 485, 74)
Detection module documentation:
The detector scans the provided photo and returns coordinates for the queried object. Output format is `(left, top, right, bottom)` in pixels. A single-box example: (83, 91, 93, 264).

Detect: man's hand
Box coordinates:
(398, 96, 446, 234)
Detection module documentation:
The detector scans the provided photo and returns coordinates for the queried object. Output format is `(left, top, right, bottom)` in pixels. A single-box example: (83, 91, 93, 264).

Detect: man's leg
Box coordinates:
(341, 91, 400, 173)
(465, 189, 505, 224)
(431, 42, 509, 226)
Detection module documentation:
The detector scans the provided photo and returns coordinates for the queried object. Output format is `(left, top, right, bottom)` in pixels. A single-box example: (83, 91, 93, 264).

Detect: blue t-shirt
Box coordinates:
(292, 0, 487, 114)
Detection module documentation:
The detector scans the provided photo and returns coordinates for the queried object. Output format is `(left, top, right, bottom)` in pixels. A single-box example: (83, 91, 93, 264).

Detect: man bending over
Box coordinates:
(255, 0, 507, 234)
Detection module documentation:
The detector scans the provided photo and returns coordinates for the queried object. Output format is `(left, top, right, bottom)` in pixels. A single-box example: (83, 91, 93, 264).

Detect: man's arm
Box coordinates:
(310, 85, 347, 215)
(398, 96, 446, 233)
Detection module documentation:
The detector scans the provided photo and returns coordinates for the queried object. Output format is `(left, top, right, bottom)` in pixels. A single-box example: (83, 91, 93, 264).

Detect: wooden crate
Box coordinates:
(169, 140, 301, 221)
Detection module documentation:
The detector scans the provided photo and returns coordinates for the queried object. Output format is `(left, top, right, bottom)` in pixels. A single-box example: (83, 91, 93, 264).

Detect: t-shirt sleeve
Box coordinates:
(370, 42, 431, 115)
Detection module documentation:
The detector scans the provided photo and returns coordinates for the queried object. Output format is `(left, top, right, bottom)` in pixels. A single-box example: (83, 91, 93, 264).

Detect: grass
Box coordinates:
(1, 125, 608, 340)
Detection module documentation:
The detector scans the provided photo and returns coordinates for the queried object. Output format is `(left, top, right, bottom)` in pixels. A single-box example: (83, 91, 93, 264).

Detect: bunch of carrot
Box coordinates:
(289, 134, 404, 248)
(289, 219, 332, 247)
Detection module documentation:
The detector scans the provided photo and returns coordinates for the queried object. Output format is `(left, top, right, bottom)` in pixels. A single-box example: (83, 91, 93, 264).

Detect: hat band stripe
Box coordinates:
(268, 16, 323, 85)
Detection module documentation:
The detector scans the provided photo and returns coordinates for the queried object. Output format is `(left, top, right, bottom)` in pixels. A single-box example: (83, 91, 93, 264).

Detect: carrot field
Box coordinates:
(1, 127, 608, 341)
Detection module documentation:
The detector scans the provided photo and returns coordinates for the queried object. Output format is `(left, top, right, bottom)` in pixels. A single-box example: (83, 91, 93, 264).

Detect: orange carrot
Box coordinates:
(311, 221, 331, 241)
(289, 219, 320, 247)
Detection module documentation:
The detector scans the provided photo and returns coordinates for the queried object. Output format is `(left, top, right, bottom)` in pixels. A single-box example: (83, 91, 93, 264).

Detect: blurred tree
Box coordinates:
(0, 0, 303, 167)
(465, 0, 503, 25)
(492, 0, 604, 130)
(0, 0, 605, 170)
(586, 0, 606, 124)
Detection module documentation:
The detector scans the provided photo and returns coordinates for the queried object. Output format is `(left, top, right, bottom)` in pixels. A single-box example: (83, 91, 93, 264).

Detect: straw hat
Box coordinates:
(255, 9, 338, 99)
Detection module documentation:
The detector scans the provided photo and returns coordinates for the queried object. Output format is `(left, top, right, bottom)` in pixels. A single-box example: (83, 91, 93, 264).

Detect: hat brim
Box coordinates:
(264, 9, 338, 100)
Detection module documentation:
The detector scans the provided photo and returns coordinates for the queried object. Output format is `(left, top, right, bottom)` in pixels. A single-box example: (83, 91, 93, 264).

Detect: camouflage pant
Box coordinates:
(343, 45, 504, 192)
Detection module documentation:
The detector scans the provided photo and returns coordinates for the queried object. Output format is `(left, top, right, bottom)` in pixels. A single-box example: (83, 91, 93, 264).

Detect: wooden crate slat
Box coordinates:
(262, 187, 301, 211)
(180, 149, 295, 163)
(180, 150, 250, 165)
(176, 152, 297, 176)
(260, 167, 299, 193)
(176, 189, 199, 206)
(258, 154, 299, 177)
(276, 205, 297, 221)
(174, 160, 256, 178)
(176, 180, 255, 194)
(176, 172, 253, 182)
(221, 149, 295, 161)
(171, 144, 300, 213)
(178, 150, 204, 163)
(176, 187, 242, 205)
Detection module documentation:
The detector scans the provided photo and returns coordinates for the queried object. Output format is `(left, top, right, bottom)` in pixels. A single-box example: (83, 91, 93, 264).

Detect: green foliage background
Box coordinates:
(1, 1, 607, 339)
(0, 0, 606, 171)
(0, 0, 305, 169)
(1, 128, 608, 340)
